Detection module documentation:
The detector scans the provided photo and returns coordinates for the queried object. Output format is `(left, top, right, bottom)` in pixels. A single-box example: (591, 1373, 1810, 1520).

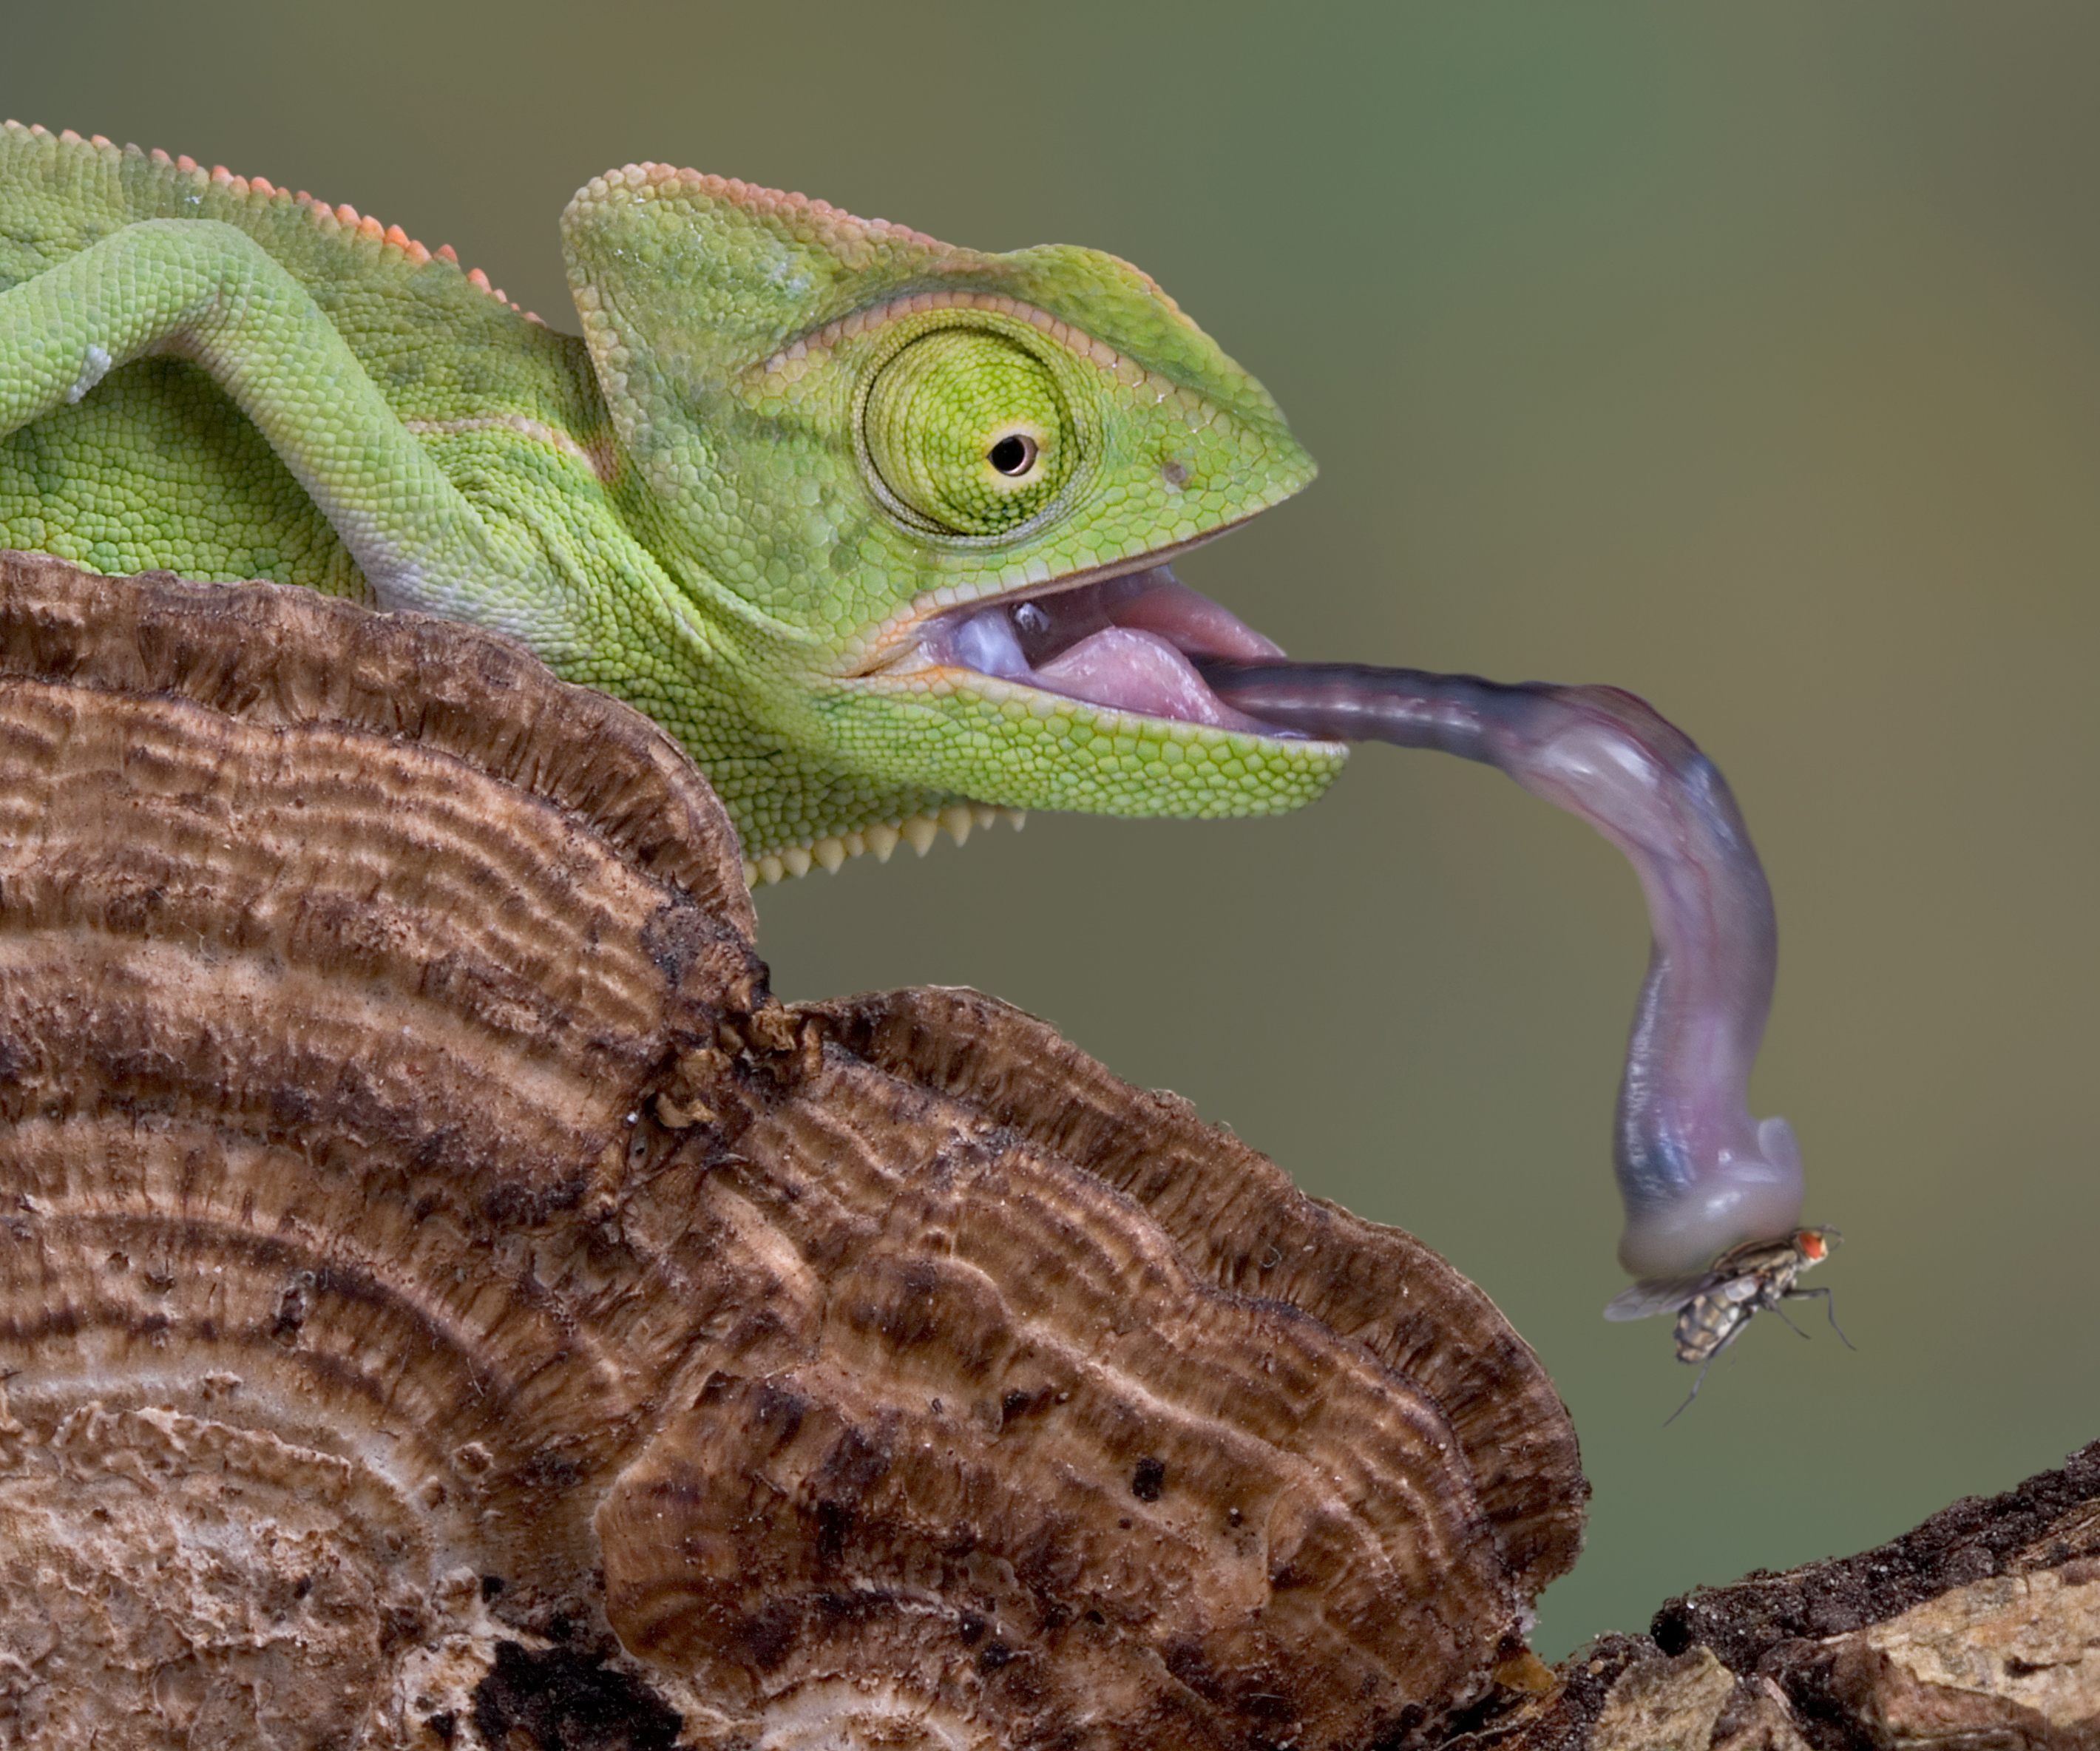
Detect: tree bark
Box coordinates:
(1460, 1440, 2100, 1750)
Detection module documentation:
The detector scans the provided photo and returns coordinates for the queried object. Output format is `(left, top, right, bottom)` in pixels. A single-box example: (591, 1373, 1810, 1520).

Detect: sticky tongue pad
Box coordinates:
(928, 567, 1285, 732)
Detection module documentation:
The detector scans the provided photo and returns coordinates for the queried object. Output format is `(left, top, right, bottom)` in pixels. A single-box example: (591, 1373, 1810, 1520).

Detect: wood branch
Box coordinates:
(1457, 1440, 2100, 1751)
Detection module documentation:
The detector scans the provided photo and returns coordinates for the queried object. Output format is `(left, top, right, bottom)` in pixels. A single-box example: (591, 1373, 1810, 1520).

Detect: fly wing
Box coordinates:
(1602, 1273, 1710, 1321)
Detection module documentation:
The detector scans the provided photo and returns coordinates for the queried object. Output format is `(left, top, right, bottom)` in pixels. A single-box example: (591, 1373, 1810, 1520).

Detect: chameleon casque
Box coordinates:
(0, 123, 1826, 1297)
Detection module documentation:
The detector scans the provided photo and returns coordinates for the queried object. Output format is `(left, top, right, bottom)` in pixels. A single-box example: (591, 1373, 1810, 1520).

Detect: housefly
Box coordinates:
(1604, 1227, 1846, 1423)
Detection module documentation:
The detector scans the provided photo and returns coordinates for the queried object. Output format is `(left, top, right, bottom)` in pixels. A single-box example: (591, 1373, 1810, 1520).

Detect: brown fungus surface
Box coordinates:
(0, 549, 1585, 1750)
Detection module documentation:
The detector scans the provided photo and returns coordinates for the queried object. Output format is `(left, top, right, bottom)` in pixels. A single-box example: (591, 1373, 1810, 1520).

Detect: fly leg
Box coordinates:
(1761, 1298, 1818, 1342)
(1663, 1342, 1736, 1426)
(1783, 1284, 1854, 1349)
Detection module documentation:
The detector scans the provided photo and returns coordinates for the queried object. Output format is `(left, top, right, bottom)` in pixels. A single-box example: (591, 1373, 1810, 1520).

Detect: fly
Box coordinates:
(1604, 1227, 1847, 1423)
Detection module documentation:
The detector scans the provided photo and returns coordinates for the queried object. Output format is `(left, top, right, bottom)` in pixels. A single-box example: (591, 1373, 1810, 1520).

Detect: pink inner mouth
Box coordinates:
(917, 566, 1289, 734)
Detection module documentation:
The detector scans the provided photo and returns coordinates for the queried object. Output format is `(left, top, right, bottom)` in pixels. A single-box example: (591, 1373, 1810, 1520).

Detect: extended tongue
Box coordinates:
(1200, 657, 1806, 1283)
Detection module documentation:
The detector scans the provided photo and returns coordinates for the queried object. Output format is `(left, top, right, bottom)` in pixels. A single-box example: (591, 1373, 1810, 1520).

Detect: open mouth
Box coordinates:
(908, 566, 1295, 736)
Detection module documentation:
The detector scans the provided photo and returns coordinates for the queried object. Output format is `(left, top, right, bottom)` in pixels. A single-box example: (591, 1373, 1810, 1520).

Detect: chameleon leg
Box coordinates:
(0, 217, 549, 626)
(1199, 660, 1806, 1280)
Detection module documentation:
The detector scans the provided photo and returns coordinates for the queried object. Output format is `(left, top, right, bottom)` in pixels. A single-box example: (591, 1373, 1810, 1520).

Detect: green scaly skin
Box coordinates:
(0, 124, 1347, 878)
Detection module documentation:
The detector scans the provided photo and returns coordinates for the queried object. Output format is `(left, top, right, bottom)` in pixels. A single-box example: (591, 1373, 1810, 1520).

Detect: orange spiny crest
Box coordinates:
(18, 123, 507, 309)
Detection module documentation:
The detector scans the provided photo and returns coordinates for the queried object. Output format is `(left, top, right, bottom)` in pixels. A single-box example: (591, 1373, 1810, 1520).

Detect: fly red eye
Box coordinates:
(1798, 1232, 1825, 1259)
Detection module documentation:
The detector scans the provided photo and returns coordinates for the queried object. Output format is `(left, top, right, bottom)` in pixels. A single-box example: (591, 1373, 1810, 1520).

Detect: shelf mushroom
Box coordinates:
(0, 551, 1585, 1750)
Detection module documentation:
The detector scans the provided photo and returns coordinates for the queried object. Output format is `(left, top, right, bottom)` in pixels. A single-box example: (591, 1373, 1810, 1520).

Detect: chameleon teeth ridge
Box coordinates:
(742, 807, 1028, 887)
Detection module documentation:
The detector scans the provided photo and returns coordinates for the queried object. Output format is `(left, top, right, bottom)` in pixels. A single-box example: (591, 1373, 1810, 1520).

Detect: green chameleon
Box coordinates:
(0, 126, 1830, 1338)
(0, 123, 1345, 884)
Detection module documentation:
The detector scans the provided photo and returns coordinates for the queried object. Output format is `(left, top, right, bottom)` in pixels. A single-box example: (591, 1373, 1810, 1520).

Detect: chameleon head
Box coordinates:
(562, 166, 1346, 861)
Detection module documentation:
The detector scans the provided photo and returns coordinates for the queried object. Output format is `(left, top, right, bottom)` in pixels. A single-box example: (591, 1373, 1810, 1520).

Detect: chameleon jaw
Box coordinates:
(742, 566, 1332, 890)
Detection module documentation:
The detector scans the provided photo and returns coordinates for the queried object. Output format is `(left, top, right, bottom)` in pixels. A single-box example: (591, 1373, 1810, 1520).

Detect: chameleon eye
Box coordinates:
(862, 330, 1072, 535)
(989, 433, 1038, 477)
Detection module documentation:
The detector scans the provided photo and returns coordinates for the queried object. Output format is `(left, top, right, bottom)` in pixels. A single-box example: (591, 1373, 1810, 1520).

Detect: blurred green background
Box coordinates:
(11, 1, 2096, 1663)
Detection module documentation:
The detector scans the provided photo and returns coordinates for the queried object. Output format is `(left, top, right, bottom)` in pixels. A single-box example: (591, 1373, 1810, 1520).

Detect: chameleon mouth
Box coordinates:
(912, 565, 1290, 734)
(755, 564, 1341, 884)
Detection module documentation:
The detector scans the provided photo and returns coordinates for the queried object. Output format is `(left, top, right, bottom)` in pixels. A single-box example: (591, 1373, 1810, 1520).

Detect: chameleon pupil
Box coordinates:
(989, 433, 1036, 476)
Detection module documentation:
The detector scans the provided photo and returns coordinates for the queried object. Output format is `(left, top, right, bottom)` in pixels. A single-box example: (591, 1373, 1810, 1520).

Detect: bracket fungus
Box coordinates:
(0, 549, 1585, 1749)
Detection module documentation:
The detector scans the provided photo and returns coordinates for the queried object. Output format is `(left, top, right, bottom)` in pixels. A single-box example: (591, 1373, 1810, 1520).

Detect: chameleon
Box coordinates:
(0, 122, 1343, 887)
(0, 123, 1829, 1292)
